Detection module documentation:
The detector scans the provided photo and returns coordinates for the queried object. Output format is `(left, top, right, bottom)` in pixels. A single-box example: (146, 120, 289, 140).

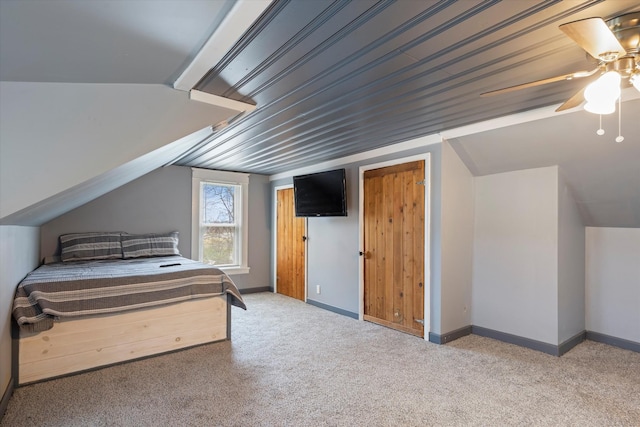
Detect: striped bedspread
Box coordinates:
(13, 256, 246, 333)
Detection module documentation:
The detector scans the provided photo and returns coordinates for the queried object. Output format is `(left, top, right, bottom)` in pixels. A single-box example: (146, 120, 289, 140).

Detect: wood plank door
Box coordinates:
(276, 187, 306, 301)
(363, 160, 425, 337)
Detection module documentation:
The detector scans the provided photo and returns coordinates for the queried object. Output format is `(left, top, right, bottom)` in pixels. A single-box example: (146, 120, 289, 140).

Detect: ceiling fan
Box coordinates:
(481, 12, 640, 114)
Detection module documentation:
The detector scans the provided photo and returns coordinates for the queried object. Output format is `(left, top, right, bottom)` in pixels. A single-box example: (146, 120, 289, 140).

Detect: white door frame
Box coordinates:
(358, 153, 432, 340)
(272, 184, 308, 301)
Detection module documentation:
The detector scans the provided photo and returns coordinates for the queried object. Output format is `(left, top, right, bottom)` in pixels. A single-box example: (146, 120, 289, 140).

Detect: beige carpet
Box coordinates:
(2, 292, 639, 426)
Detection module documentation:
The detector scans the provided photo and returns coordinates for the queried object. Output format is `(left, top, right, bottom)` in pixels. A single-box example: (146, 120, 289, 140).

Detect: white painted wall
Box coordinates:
(557, 172, 585, 343)
(0, 82, 234, 221)
(0, 226, 39, 398)
(440, 140, 474, 334)
(472, 166, 559, 344)
(586, 227, 640, 343)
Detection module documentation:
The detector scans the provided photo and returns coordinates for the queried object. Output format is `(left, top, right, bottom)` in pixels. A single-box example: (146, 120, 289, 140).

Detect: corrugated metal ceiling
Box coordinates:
(173, 0, 639, 175)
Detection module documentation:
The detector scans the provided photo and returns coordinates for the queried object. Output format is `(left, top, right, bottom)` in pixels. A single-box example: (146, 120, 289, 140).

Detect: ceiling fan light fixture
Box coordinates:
(584, 100, 616, 115)
(584, 71, 621, 114)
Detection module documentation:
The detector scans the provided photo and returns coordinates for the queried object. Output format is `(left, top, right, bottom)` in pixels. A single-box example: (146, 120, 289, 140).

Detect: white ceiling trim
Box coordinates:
(269, 86, 640, 182)
(269, 104, 570, 182)
(269, 134, 442, 181)
(173, 0, 273, 91)
(190, 89, 257, 113)
(441, 104, 570, 141)
(442, 87, 640, 140)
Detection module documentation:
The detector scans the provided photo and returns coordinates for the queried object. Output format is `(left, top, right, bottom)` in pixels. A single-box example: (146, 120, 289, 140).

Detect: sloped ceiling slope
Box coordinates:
(0, 0, 236, 84)
(449, 97, 640, 227)
(0, 83, 236, 226)
(0, 0, 240, 226)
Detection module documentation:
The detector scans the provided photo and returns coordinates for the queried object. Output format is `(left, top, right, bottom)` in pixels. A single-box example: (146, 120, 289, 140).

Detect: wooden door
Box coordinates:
(276, 188, 306, 301)
(363, 160, 425, 337)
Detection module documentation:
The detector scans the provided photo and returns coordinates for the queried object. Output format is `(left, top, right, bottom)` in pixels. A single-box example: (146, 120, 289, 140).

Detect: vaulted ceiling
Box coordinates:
(177, 0, 640, 176)
(1, 0, 639, 227)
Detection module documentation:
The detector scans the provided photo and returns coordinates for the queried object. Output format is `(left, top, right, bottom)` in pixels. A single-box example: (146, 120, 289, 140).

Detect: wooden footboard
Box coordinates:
(19, 295, 229, 385)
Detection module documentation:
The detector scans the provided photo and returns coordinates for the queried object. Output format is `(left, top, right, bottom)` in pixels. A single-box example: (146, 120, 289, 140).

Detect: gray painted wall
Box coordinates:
(0, 226, 40, 398)
(272, 146, 637, 349)
(440, 140, 474, 334)
(557, 172, 585, 343)
(41, 166, 192, 258)
(586, 227, 640, 343)
(305, 166, 360, 314)
(41, 166, 271, 290)
(235, 171, 272, 290)
(271, 142, 444, 332)
(472, 166, 559, 345)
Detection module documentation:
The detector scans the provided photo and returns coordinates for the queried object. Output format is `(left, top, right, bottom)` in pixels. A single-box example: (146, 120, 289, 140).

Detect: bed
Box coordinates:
(12, 231, 246, 385)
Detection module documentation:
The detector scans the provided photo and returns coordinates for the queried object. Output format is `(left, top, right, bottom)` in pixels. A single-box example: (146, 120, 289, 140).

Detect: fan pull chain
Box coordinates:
(597, 115, 604, 136)
(615, 96, 624, 143)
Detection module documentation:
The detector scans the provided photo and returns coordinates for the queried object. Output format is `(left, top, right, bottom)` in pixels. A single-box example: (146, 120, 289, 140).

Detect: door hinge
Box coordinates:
(416, 180, 426, 185)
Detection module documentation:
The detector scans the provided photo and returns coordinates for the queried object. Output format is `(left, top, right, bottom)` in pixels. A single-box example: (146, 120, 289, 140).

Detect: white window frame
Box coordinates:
(191, 168, 250, 275)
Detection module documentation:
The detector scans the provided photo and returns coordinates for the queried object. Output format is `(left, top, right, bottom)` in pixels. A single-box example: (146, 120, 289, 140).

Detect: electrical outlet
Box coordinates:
(316, 285, 321, 294)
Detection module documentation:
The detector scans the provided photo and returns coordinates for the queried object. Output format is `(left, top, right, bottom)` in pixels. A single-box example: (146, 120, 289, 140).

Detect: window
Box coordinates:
(192, 168, 249, 274)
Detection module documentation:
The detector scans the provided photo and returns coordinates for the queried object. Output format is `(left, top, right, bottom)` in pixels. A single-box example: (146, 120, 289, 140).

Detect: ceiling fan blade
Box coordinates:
(555, 70, 604, 112)
(556, 87, 586, 112)
(480, 69, 598, 97)
(559, 17, 627, 61)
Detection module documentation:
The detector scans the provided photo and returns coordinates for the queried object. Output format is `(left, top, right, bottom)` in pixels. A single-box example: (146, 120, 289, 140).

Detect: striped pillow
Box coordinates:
(121, 231, 180, 259)
(60, 232, 123, 262)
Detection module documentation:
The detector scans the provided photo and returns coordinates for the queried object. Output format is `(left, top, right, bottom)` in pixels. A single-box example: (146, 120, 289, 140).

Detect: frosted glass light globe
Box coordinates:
(584, 71, 621, 115)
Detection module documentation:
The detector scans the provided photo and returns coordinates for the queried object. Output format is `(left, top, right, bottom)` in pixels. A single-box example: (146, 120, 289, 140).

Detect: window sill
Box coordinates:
(219, 266, 250, 275)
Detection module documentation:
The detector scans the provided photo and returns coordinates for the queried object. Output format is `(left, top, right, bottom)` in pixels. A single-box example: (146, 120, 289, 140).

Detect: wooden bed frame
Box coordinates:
(16, 295, 230, 385)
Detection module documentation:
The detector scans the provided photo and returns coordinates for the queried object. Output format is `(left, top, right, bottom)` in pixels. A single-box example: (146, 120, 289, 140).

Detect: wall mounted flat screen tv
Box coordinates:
(293, 168, 347, 217)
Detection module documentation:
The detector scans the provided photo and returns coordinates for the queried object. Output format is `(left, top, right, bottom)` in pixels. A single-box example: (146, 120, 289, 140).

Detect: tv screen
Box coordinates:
(293, 168, 347, 217)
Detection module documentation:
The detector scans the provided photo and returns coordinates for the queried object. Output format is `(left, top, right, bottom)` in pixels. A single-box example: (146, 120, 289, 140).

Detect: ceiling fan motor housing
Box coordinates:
(607, 12, 640, 55)
(605, 12, 639, 84)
